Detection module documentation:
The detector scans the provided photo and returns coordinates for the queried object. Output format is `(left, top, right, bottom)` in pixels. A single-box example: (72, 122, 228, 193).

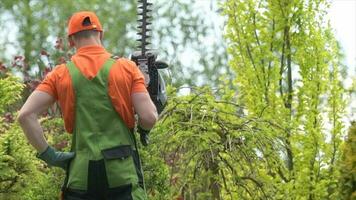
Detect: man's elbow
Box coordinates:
(140, 111, 158, 128)
(17, 110, 33, 124)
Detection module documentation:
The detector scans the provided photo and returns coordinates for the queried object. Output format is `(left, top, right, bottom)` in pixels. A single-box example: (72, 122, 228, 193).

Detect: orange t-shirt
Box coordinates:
(36, 45, 147, 133)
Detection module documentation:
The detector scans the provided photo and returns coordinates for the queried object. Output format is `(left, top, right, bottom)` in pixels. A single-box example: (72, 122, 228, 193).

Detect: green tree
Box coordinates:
(0, 0, 229, 87)
(151, 0, 231, 87)
(223, 0, 346, 199)
(142, 85, 288, 199)
(0, 0, 137, 77)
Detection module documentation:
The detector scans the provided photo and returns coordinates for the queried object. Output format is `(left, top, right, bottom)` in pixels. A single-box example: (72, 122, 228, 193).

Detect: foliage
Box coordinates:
(0, 0, 137, 72)
(143, 86, 287, 199)
(0, 74, 68, 199)
(339, 122, 356, 200)
(0, 116, 172, 200)
(151, 0, 231, 86)
(0, 120, 65, 200)
(0, 0, 228, 87)
(0, 119, 35, 198)
(0, 74, 24, 114)
(223, 0, 346, 199)
(0, 0, 351, 199)
(0, 79, 59, 200)
(0, 74, 170, 199)
(140, 144, 172, 200)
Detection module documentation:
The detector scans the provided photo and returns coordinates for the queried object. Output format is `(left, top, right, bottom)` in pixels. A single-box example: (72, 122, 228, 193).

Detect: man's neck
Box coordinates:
(74, 38, 102, 49)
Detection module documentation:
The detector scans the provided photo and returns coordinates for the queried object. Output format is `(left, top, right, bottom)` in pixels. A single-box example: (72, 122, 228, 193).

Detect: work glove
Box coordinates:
(137, 126, 150, 146)
(37, 146, 75, 170)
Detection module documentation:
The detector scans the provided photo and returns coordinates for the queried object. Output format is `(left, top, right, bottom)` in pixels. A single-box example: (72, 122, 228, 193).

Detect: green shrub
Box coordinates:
(0, 74, 24, 114)
(339, 122, 356, 200)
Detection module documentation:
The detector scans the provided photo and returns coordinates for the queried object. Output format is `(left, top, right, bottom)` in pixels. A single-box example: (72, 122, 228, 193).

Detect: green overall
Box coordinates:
(64, 58, 146, 199)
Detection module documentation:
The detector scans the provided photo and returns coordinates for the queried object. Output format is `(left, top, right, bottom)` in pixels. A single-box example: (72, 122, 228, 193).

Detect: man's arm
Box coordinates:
(17, 91, 54, 153)
(132, 92, 158, 130)
(18, 90, 74, 169)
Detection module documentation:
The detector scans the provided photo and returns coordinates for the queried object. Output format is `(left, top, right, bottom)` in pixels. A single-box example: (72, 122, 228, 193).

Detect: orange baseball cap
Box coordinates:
(67, 11, 103, 36)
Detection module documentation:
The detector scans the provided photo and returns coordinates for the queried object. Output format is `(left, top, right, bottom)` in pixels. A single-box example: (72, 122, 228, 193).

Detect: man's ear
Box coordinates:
(68, 36, 75, 48)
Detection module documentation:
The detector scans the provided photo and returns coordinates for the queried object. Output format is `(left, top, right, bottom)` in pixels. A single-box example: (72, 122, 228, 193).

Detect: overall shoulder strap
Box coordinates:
(96, 58, 116, 86)
(65, 61, 90, 92)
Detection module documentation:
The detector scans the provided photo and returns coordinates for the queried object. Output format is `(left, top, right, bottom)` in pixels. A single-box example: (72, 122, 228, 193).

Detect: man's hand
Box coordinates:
(137, 125, 150, 146)
(37, 146, 75, 170)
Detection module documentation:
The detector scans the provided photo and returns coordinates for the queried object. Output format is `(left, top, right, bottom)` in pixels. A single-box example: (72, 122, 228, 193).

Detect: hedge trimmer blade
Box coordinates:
(137, 0, 152, 56)
(132, 0, 169, 147)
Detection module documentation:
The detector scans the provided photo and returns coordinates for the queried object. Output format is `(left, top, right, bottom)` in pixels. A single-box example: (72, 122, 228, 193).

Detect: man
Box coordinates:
(18, 11, 157, 200)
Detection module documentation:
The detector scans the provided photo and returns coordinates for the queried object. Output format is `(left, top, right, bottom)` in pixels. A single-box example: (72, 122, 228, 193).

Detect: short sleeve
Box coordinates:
(127, 60, 148, 94)
(35, 67, 59, 100)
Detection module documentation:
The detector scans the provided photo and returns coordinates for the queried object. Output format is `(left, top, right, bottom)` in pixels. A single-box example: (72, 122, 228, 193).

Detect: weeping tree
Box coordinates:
(145, 0, 347, 199)
(222, 0, 346, 199)
(146, 86, 288, 199)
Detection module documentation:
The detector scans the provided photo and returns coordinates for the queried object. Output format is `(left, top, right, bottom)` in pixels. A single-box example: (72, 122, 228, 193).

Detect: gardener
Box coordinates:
(17, 11, 157, 200)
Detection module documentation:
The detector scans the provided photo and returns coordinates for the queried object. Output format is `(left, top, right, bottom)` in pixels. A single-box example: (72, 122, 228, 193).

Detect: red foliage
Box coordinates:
(12, 55, 28, 70)
(26, 79, 41, 92)
(58, 56, 66, 64)
(4, 112, 14, 123)
(55, 38, 64, 50)
(14, 55, 23, 60)
(42, 67, 52, 78)
(0, 62, 7, 73)
(166, 151, 180, 166)
(170, 175, 179, 185)
(40, 50, 49, 56)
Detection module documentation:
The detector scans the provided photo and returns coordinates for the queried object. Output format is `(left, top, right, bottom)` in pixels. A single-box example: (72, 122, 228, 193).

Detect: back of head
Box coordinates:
(72, 17, 100, 40)
(67, 11, 103, 47)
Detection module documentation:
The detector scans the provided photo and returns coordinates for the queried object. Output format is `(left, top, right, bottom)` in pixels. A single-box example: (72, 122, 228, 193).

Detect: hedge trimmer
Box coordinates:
(131, 0, 168, 146)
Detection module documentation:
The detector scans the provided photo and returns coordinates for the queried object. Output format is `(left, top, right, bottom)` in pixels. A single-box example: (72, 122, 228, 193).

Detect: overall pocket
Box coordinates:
(101, 145, 138, 188)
